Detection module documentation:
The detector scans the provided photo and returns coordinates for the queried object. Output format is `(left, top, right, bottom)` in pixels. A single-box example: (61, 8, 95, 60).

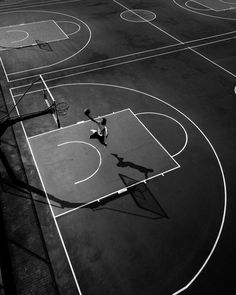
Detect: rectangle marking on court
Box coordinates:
(29, 109, 180, 217)
(0, 20, 68, 49)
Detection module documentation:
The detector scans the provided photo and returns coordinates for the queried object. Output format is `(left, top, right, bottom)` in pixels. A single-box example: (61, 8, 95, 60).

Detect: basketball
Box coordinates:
(84, 108, 90, 116)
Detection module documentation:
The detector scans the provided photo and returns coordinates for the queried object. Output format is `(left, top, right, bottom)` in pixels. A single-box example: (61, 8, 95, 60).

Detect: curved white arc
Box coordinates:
(57, 141, 102, 184)
(4, 9, 91, 76)
(185, 0, 211, 10)
(136, 112, 188, 157)
(0, 0, 29, 7)
(47, 82, 226, 295)
(173, 0, 236, 21)
(120, 9, 156, 22)
(6, 29, 29, 43)
(56, 21, 81, 36)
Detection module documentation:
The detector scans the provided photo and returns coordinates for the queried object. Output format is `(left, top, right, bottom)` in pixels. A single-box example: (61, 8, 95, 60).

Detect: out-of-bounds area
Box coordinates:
(0, 0, 235, 294)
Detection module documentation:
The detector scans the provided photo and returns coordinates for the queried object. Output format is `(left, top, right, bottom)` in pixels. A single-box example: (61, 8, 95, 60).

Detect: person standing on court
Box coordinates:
(84, 109, 108, 146)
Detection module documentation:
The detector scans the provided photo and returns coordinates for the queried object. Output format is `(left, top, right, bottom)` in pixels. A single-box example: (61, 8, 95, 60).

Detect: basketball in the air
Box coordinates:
(84, 108, 90, 116)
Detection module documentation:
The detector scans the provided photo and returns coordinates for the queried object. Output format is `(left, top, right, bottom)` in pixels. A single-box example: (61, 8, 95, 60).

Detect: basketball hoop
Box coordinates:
(55, 102, 69, 116)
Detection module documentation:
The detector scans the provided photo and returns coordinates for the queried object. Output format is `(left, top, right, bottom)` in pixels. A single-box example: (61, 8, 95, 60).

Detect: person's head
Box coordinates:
(101, 118, 107, 125)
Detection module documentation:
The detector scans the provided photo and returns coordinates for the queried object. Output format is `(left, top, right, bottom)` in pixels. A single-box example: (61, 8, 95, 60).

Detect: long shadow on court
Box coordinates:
(91, 174, 168, 220)
(1, 178, 85, 209)
(111, 153, 154, 179)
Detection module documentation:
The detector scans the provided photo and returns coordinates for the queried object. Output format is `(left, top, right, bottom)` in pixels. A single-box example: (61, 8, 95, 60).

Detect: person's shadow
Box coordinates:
(111, 153, 154, 179)
(90, 131, 107, 146)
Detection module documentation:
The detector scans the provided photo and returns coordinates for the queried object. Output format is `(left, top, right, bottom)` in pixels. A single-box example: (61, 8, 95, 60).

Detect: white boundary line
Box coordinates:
(0, 0, 81, 11)
(55, 164, 180, 219)
(27, 106, 130, 140)
(57, 141, 102, 184)
(52, 20, 69, 40)
(120, 9, 157, 22)
(185, 0, 211, 10)
(136, 112, 188, 157)
(8, 89, 82, 294)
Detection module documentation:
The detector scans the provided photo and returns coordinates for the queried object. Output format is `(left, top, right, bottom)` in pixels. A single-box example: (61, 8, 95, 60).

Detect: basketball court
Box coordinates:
(0, 0, 235, 294)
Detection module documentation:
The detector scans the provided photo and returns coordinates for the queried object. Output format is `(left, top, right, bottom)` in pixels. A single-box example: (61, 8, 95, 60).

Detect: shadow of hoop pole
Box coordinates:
(119, 174, 168, 218)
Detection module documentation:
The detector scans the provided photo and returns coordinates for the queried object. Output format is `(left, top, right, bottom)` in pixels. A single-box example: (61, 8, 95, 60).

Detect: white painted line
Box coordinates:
(185, 0, 211, 10)
(5, 30, 29, 43)
(46, 82, 227, 295)
(55, 163, 180, 219)
(40, 75, 58, 125)
(57, 141, 102, 184)
(173, 0, 236, 20)
(114, 0, 182, 43)
(136, 112, 188, 157)
(120, 9, 157, 22)
(7, 28, 236, 82)
(113, 0, 236, 78)
(0, 0, 80, 11)
(53, 20, 69, 39)
(57, 21, 81, 36)
(191, 0, 217, 11)
(0, 19, 58, 29)
(9, 88, 82, 294)
(118, 187, 128, 194)
(10, 30, 236, 83)
(0, 57, 9, 82)
(128, 108, 180, 168)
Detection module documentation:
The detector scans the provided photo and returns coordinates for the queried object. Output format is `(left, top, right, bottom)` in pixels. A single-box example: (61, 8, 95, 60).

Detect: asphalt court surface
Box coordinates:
(29, 109, 179, 216)
(0, 19, 68, 50)
(1, 0, 236, 294)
